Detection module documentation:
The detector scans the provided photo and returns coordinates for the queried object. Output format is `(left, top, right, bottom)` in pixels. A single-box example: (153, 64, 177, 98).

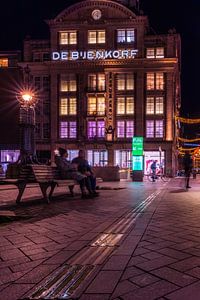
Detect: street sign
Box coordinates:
(132, 137, 143, 156)
(132, 156, 143, 171)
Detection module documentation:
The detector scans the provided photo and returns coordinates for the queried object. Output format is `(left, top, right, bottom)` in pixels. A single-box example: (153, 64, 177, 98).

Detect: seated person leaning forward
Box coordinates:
(55, 148, 93, 199)
(72, 150, 99, 197)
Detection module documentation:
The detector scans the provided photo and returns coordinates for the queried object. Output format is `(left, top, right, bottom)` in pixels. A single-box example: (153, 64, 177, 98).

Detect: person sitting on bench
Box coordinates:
(55, 148, 93, 199)
(72, 149, 99, 197)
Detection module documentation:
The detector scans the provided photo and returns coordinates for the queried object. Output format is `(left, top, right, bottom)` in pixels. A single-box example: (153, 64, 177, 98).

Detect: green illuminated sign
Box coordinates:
(132, 156, 143, 171)
(132, 137, 143, 156)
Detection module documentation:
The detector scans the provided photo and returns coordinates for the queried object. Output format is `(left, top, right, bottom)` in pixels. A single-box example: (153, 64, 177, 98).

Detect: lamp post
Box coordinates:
(17, 89, 37, 164)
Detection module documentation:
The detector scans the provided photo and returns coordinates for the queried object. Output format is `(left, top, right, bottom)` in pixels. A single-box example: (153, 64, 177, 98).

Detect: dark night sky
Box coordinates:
(0, 0, 199, 116)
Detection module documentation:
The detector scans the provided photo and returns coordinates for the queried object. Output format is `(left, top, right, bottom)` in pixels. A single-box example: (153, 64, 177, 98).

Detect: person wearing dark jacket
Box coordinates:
(55, 148, 92, 198)
(183, 151, 193, 188)
(72, 150, 99, 196)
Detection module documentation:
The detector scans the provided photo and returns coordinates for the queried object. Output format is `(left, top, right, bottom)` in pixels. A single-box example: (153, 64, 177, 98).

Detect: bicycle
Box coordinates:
(147, 171, 170, 183)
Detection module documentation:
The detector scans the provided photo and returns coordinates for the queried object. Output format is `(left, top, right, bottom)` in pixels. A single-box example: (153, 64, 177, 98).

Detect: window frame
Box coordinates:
(59, 31, 77, 45)
(88, 30, 106, 44)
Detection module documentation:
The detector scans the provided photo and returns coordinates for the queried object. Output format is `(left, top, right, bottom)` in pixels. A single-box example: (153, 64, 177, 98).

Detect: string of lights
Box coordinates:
(176, 116, 200, 124)
(177, 137, 200, 142)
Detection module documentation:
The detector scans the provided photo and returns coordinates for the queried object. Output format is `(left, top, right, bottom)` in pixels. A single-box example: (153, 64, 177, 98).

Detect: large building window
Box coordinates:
(146, 73, 164, 90)
(117, 97, 134, 115)
(117, 29, 135, 43)
(115, 150, 132, 168)
(88, 30, 105, 44)
(59, 31, 77, 45)
(0, 58, 8, 67)
(146, 120, 164, 138)
(88, 121, 105, 138)
(88, 96, 105, 116)
(117, 74, 134, 90)
(60, 121, 77, 138)
(60, 74, 76, 92)
(146, 97, 164, 115)
(60, 98, 76, 115)
(88, 73, 105, 91)
(117, 120, 134, 138)
(146, 47, 164, 58)
(87, 150, 108, 166)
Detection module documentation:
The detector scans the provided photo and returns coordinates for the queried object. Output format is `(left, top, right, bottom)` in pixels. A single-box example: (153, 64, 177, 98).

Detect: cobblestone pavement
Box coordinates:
(1, 177, 200, 299)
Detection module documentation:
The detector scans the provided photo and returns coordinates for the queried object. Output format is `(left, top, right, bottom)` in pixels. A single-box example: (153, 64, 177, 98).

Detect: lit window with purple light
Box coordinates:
(126, 120, 134, 137)
(117, 121, 125, 138)
(60, 121, 68, 138)
(155, 120, 164, 138)
(97, 121, 105, 138)
(69, 122, 77, 138)
(88, 121, 96, 138)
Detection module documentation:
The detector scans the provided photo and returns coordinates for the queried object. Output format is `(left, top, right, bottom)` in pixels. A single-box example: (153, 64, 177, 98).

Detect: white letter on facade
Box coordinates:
(52, 52, 60, 60)
(71, 51, 79, 60)
(61, 52, 68, 60)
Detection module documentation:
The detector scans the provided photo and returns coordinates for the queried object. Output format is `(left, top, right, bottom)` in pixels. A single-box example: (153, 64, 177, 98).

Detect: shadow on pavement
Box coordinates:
(169, 189, 187, 193)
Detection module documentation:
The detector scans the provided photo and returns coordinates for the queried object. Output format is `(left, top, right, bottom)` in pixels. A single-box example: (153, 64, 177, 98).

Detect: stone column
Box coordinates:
(135, 71, 144, 136)
(50, 72, 58, 162)
(166, 72, 174, 141)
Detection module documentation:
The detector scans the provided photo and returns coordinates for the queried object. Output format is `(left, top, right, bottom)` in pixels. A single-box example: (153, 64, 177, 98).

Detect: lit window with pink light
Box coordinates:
(88, 121, 105, 139)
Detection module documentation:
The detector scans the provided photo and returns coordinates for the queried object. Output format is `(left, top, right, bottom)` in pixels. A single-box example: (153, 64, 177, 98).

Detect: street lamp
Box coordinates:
(17, 89, 38, 164)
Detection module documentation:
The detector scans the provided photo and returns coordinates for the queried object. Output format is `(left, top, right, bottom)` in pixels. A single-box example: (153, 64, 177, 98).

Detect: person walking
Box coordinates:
(55, 148, 92, 199)
(150, 160, 157, 182)
(72, 150, 99, 197)
(183, 151, 193, 189)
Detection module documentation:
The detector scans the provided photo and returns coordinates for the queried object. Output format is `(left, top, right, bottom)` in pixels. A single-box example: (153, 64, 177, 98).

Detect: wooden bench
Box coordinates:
(0, 164, 79, 204)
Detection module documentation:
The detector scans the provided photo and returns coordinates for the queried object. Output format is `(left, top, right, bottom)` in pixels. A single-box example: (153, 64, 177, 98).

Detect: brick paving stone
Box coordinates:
(121, 280, 178, 300)
(16, 264, 59, 284)
(28, 250, 59, 261)
(114, 235, 141, 256)
(170, 241, 199, 251)
(166, 280, 200, 299)
(0, 283, 9, 292)
(157, 247, 191, 260)
(80, 294, 110, 299)
(0, 283, 34, 300)
(10, 259, 44, 273)
(0, 267, 13, 276)
(143, 241, 176, 251)
(64, 240, 89, 251)
(129, 273, 160, 287)
(127, 255, 149, 266)
(43, 250, 75, 264)
(6, 235, 31, 245)
(26, 236, 53, 244)
(0, 271, 27, 284)
(133, 247, 150, 256)
(169, 257, 200, 272)
(186, 267, 200, 279)
(151, 266, 198, 287)
(111, 280, 138, 299)
(121, 266, 144, 281)
(141, 251, 163, 260)
(86, 271, 122, 294)
(0, 248, 26, 261)
(182, 247, 200, 257)
(136, 256, 176, 272)
(0, 236, 13, 246)
(162, 235, 188, 243)
(0, 256, 31, 269)
(20, 246, 47, 256)
(103, 255, 130, 270)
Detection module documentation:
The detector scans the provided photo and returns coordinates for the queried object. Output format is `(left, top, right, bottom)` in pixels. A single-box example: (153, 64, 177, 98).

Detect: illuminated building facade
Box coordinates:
(19, 0, 181, 174)
(0, 51, 22, 170)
